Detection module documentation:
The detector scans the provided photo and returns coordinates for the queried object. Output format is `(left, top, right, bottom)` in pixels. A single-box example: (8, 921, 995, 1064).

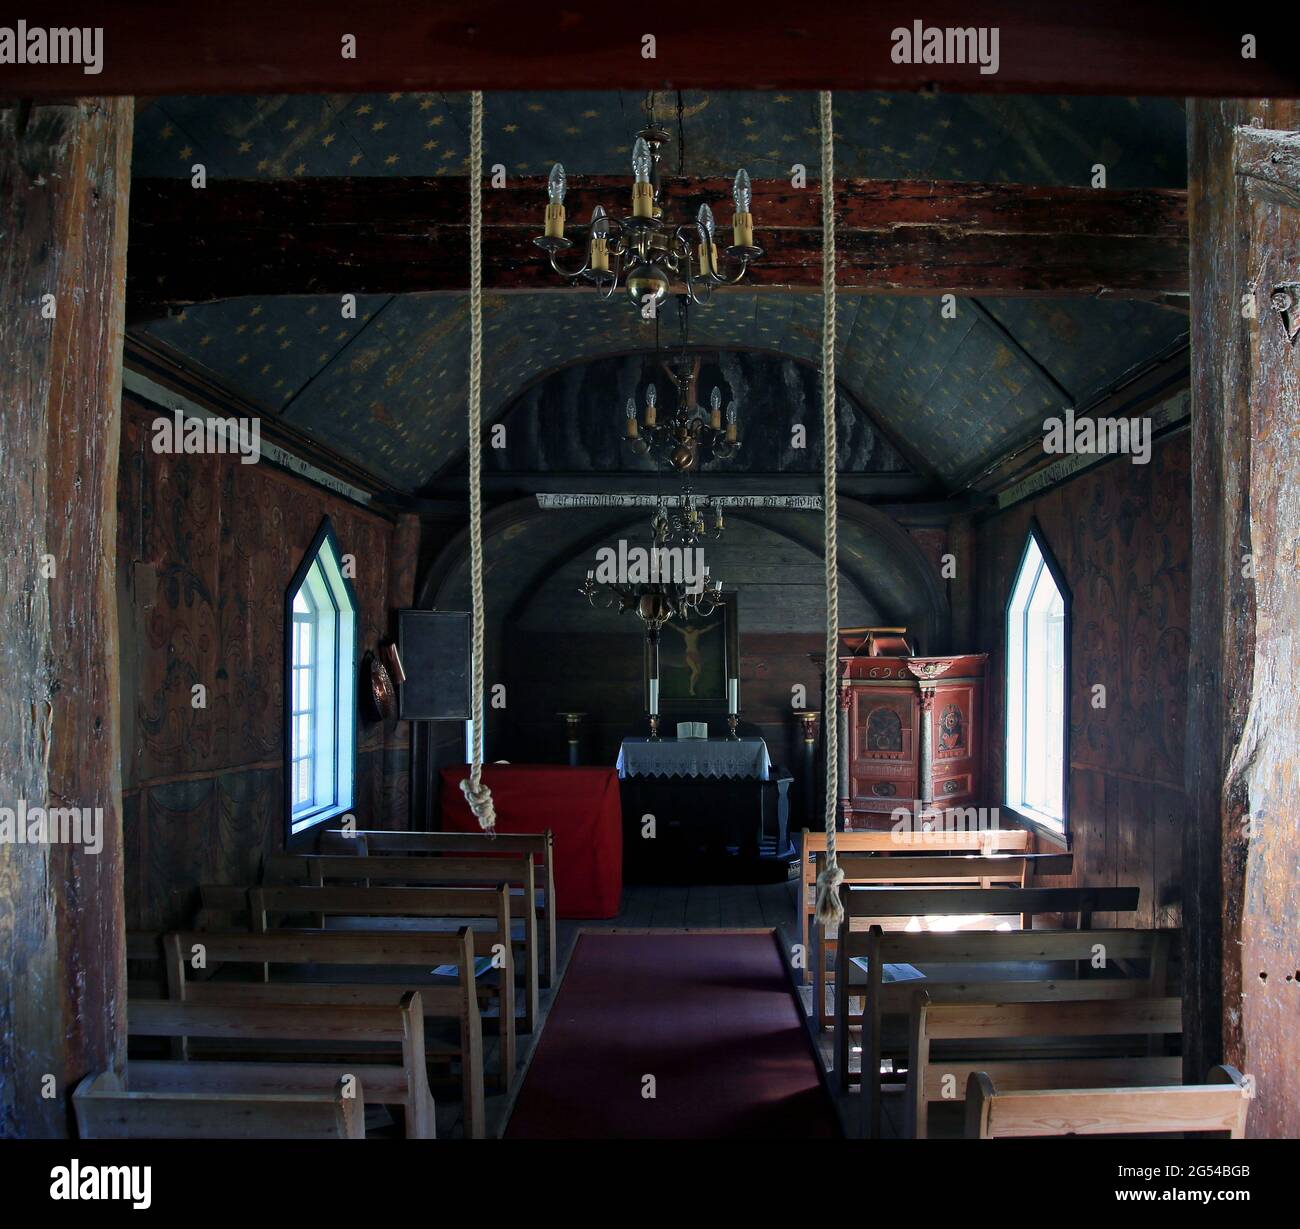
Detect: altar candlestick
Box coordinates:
(728, 678, 739, 714)
(649, 678, 660, 716)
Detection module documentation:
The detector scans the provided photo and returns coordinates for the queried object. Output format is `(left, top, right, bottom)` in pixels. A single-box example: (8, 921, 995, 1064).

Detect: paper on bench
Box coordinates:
(850, 958, 926, 983)
(431, 956, 496, 978)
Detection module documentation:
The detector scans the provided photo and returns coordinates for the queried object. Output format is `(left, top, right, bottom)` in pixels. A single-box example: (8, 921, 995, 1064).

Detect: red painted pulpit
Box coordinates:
(439, 765, 623, 919)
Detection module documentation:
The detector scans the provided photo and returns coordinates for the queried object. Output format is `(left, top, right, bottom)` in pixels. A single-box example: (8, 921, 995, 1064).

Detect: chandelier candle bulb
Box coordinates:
(632, 136, 654, 218)
(726, 404, 738, 443)
(698, 240, 718, 277)
(545, 162, 567, 238)
(625, 399, 638, 438)
(732, 168, 754, 248)
(644, 386, 657, 427)
(710, 387, 723, 429)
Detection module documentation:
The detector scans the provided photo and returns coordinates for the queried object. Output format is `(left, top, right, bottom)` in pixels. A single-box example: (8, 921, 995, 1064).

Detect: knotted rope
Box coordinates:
(459, 90, 496, 832)
(813, 90, 843, 927)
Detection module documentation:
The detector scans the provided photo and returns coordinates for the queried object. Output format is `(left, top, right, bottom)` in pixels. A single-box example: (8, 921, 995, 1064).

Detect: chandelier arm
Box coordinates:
(546, 248, 593, 280)
(714, 255, 754, 286)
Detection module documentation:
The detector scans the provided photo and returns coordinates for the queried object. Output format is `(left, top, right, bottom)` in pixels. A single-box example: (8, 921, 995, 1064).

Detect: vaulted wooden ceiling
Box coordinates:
(127, 90, 1191, 498)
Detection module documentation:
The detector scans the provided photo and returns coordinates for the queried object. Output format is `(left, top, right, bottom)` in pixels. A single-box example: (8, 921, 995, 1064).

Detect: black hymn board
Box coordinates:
(397, 609, 472, 721)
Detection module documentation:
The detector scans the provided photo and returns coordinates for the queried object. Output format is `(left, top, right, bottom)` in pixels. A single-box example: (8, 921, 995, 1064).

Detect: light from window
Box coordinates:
(1005, 530, 1067, 829)
(286, 526, 357, 835)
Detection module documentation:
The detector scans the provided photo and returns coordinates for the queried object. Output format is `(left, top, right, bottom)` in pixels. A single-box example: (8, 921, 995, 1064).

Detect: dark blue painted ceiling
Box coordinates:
(129, 91, 1189, 495)
(139, 291, 1187, 493)
(485, 351, 912, 477)
(132, 91, 1185, 187)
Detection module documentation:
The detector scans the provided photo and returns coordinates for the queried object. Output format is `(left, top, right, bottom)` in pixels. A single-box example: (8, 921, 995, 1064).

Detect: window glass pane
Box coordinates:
(1005, 532, 1067, 827)
(287, 528, 358, 833)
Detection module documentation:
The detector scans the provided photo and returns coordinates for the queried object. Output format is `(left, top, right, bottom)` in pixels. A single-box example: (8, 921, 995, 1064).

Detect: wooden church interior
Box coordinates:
(3, 34, 1297, 1145)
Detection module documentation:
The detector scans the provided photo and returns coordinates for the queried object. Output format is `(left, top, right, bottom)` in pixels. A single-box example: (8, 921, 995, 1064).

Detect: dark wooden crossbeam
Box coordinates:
(0, 2, 1294, 97)
(127, 175, 1188, 315)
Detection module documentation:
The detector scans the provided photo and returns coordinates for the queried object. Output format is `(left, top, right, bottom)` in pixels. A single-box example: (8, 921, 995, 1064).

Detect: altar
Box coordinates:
(616, 736, 771, 781)
(615, 737, 791, 882)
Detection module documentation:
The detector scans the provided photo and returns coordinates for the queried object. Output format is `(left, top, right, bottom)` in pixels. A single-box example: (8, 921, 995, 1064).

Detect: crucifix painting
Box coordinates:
(647, 594, 737, 709)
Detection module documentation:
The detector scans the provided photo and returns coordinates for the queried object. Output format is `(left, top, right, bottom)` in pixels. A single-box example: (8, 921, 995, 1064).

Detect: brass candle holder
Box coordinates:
(647, 713, 662, 742)
(726, 712, 741, 741)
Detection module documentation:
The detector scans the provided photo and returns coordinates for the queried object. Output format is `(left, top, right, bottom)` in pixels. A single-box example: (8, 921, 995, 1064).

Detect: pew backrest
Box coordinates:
(964, 1066, 1250, 1139)
(799, 827, 1035, 980)
(249, 880, 526, 1067)
(127, 992, 434, 1137)
(839, 924, 1174, 1137)
(841, 883, 1138, 927)
(320, 829, 558, 986)
(907, 992, 1183, 1138)
(160, 926, 482, 1136)
(73, 1072, 365, 1139)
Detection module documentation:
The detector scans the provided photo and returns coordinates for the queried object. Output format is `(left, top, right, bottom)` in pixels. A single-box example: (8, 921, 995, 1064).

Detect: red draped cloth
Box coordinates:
(438, 765, 623, 919)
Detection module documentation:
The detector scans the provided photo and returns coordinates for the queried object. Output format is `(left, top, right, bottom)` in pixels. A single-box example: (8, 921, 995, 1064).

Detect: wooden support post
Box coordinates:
(1186, 99, 1299, 1137)
(0, 98, 133, 1137)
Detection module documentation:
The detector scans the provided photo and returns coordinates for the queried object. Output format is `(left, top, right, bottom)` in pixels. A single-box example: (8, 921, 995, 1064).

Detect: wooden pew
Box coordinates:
(798, 826, 1034, 982)
(907, 992, 1183, 1139)
(322, 827, 558, 986)
(830, 882, 1147, 1136)
(811, 850, 1075, 1028)
(161, 926, 487, 1139)
(74, 1071, 365, 1139)
(250, 882, 519, 1080)
(126, 993, 436, 1138)
(267, 852, 541, 1040)
(964, 1066, 1250, 1139)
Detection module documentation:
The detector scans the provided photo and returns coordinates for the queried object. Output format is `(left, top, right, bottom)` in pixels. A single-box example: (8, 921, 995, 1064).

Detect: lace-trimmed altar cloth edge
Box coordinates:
(615, 736, 771, 781)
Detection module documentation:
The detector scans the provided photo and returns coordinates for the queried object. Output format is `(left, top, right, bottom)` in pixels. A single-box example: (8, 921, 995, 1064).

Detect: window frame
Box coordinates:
(283, 517, 360, 841)
(1003, 519, 1072, 839)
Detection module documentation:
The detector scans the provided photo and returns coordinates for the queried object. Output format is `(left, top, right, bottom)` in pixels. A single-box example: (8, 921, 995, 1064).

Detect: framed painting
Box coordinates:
(644, 594, 739, 711)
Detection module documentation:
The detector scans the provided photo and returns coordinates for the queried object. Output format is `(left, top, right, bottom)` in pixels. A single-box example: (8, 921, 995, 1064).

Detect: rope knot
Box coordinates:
(814, 861, 845, 927)
(459, 777, 496, 832)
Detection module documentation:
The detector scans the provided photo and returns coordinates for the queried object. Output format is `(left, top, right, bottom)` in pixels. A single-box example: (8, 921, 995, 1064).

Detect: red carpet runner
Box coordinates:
(506, 931, 838, 1138)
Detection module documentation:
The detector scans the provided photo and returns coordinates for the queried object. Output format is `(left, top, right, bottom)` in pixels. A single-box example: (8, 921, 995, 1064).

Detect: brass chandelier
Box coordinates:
(534, 120, 762, 308)
(625, 297, 741, 472)
(578, 488, 726, 630)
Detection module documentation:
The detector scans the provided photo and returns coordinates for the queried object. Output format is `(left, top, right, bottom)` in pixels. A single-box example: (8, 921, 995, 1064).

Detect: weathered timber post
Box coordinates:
(0, 98, 133, 1138)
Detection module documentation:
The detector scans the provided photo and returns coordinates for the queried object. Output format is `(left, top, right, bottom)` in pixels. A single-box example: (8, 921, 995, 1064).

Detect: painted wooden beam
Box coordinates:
(0, 3, 1294, 97)
(127, 175, 1189, 314)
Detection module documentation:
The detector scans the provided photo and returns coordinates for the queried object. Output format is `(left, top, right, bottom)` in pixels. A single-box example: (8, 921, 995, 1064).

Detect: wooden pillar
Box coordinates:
(917, 686, 936, 810)
(386, 512, 420, 829)
(0, 99, 133, 1137)
(1187, 99, 1298, 1135)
